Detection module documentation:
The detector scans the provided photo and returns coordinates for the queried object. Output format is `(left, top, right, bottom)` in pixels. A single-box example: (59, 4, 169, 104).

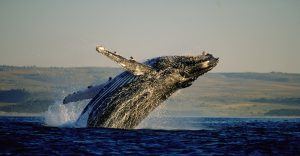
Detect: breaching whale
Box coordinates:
(63, 45, 219, 129)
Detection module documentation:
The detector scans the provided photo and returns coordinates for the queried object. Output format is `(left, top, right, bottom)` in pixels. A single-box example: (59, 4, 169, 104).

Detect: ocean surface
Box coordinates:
(0, 116, 299, 155)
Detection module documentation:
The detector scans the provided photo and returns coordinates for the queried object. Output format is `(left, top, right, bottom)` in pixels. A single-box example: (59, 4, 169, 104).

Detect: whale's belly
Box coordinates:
(87, 77, 178, 129)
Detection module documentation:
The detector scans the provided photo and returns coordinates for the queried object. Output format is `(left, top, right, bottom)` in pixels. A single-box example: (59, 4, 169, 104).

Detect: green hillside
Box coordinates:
(0, 66, 121, 114)
(0, 65, 299, 117)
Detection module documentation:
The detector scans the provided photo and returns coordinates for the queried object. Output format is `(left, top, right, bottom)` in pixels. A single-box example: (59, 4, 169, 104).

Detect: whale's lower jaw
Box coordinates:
(87, 98, 167, 129)
(85, 73, 180, 129)
(87, 90, 175, 129)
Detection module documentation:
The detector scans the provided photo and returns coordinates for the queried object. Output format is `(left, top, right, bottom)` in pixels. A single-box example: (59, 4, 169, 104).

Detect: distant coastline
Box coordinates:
(0, 66, 300, 117)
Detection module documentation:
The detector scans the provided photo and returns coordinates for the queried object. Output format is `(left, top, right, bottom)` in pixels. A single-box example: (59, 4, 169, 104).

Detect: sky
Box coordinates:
(0, 0, 299, 73)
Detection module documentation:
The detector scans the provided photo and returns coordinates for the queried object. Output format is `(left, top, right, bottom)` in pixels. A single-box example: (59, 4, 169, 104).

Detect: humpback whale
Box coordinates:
(64, 45, 219, 129)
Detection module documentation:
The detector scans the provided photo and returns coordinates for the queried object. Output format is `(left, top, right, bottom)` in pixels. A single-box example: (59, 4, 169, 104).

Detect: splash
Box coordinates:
(44, 100, 88, 127)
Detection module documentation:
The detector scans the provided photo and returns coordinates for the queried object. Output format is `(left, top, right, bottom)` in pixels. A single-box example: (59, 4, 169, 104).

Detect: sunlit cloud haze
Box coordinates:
(0, 0, 299, 72)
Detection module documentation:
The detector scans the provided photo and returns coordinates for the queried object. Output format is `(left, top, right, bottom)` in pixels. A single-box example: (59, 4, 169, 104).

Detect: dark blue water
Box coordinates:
(0, 116, 299, 155)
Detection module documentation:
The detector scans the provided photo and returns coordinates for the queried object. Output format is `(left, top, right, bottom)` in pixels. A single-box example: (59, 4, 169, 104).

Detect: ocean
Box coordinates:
(0, 116, 299, 155)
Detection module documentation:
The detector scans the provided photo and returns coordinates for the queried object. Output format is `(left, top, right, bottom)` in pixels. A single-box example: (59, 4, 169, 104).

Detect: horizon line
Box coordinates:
(1, 64, 299, 74)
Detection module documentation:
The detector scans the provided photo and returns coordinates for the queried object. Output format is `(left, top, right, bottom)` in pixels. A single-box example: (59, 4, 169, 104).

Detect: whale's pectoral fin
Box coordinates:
(63, 82, 108, 104)
(96, 45, 157, 76)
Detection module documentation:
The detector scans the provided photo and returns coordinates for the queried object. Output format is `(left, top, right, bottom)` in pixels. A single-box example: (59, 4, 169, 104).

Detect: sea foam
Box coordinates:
(44, 100, 88, 127)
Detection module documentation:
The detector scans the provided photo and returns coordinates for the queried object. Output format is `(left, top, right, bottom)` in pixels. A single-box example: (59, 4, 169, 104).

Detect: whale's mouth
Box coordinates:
(196, 53, 219, 70)
(176, 53, 219, 80)
(207, 57, 219, 69)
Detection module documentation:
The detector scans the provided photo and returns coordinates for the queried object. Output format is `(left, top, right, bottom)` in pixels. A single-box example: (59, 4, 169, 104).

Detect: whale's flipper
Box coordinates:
(63, 82, 109, 104)
(96, 46, 157, 76)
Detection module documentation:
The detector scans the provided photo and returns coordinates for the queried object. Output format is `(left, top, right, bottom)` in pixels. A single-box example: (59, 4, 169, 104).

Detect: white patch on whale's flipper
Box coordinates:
(63, 83, 108, 104)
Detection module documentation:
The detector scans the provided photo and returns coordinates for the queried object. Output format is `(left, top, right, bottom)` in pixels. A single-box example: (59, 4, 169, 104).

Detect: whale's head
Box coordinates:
(176, 52, 219, 87)
(151, 52, 218, 87)
(183, 52, 219, 78)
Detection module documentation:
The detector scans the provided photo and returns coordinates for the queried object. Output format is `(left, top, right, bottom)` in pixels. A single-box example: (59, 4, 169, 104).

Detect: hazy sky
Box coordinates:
(0, 0, 299, 72)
